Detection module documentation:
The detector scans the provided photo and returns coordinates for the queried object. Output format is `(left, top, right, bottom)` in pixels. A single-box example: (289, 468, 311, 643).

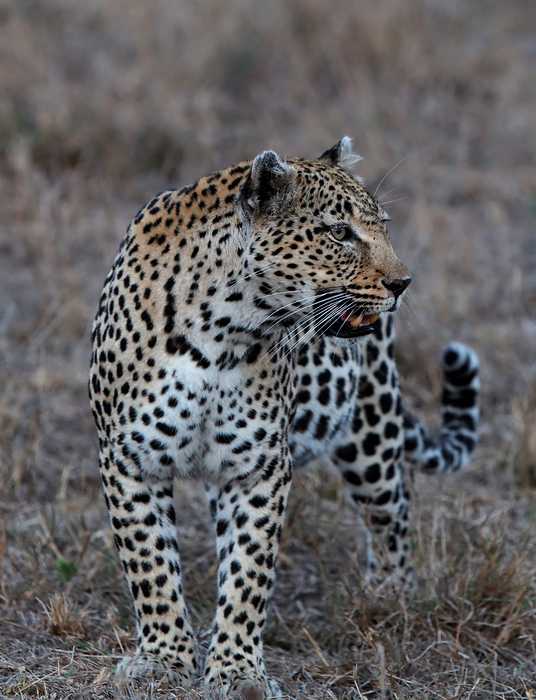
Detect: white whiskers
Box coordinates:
(268, 293, 353, 367)
(373, 155, 407, 198)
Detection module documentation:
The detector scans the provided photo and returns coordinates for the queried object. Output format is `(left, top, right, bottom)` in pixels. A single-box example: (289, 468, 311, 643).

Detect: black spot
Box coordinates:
(155, 574, 168, 587)
(236, 513, 249, 528)
(375, 490, 391, 506)
(379, 393, 393, 414)
(245, 344, 262, 363)
(359, 378, 374, 398)
(216, 519, 229, 536)
(352, 407, 364, 433)
(150, 439, 166, 451)
(293, 410, 313, 433)
(362, 432, 381, 456)
(317, 387, 330, 406)
(364, 404, 381, 426)
(140, 580, 152, 597)
(225, 291, 243, 302)
(343, 469, 362, 486)
(364, 463, 381, 483)
(215, 433, 236, 444)
(384, 422, 400, 439)
(318, 369, 331, 384)
(141, 309, 154, 330)
(156, 422, 177, 437)
(314, 414, 330, 440)
(144, 513, 157, 526)
(132, 492, 150, 503)
(371, 513, 392, 527)
(230, 561, 241, 574)
(249, 495, 268, 508)
(335, 442, 358, 463)
(374, 361, 389, 385)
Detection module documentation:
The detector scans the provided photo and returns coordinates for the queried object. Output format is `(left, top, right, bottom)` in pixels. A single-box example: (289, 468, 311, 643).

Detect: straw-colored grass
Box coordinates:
(1, 0, 535, 697)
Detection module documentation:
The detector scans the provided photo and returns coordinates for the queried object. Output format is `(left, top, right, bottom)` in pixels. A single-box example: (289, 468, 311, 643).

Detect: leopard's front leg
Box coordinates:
(204, 454, 292, 699)
(99, 443, 199, 686)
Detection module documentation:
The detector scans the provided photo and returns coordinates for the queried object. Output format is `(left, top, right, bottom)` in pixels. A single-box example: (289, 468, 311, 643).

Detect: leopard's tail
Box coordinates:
(403, 342, 479, 473)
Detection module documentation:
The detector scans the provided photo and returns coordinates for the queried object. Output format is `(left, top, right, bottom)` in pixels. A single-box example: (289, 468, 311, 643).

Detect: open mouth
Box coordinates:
(320, 310, 381, 338)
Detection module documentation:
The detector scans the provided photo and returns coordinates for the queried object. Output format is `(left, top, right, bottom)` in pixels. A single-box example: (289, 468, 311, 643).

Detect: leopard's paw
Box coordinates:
(228, 677, 282, 700)
(204, 666, 282, 700)
(116, 650, 198, 688)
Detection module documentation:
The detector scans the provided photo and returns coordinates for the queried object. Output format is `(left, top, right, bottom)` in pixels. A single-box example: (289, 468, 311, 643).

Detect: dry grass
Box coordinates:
(1, 0, 536, 697)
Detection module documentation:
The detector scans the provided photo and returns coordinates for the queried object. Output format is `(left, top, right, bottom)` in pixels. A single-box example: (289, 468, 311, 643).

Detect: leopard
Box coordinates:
(89, 137, 479, 699)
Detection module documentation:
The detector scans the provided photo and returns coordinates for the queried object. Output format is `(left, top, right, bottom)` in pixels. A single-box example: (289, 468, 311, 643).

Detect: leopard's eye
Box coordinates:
(331, 226, 353, 242)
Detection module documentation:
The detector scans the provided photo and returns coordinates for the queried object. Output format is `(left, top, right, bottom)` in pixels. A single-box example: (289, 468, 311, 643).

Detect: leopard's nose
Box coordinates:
(382, 277, 412, 298)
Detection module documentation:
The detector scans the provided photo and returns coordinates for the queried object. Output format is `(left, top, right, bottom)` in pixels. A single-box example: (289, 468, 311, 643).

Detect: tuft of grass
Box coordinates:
(41, 593, 85, 638)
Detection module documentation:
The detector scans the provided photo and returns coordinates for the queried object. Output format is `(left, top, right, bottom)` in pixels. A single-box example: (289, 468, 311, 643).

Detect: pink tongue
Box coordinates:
(340, 311, 359, 323)
(339, 312, 378, 326)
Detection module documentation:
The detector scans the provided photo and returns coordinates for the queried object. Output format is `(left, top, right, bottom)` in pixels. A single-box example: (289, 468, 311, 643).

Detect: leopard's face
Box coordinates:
(237, 146, 411, 343)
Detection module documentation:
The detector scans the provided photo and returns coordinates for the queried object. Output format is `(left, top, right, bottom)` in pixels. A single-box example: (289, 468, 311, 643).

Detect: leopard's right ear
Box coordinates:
(238, 150, 297, 220)
(318, 136, 362, 173)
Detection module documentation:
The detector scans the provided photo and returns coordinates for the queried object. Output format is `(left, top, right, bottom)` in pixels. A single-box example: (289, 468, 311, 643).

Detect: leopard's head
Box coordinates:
(237, 137, 411, 343)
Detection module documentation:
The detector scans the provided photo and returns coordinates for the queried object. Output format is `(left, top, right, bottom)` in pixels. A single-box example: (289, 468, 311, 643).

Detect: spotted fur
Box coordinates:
(89, 138, 479, 698)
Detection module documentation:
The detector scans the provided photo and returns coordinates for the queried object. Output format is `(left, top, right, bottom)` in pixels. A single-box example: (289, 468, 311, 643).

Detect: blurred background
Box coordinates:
(1, 0, 535, 697)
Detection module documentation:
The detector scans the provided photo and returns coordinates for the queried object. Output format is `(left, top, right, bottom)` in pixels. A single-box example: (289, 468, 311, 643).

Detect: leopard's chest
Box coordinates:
(120, 338, 298, 482)
(118, 327, 363, 482)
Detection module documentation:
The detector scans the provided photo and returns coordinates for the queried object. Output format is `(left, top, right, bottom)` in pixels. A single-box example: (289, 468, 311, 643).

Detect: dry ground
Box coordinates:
(1, 0, 536, 698)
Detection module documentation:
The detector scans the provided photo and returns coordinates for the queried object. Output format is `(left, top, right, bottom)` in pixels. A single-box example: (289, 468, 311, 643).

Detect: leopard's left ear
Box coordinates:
(238, 150, 297, 220)
(318, 136, 362, 171)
